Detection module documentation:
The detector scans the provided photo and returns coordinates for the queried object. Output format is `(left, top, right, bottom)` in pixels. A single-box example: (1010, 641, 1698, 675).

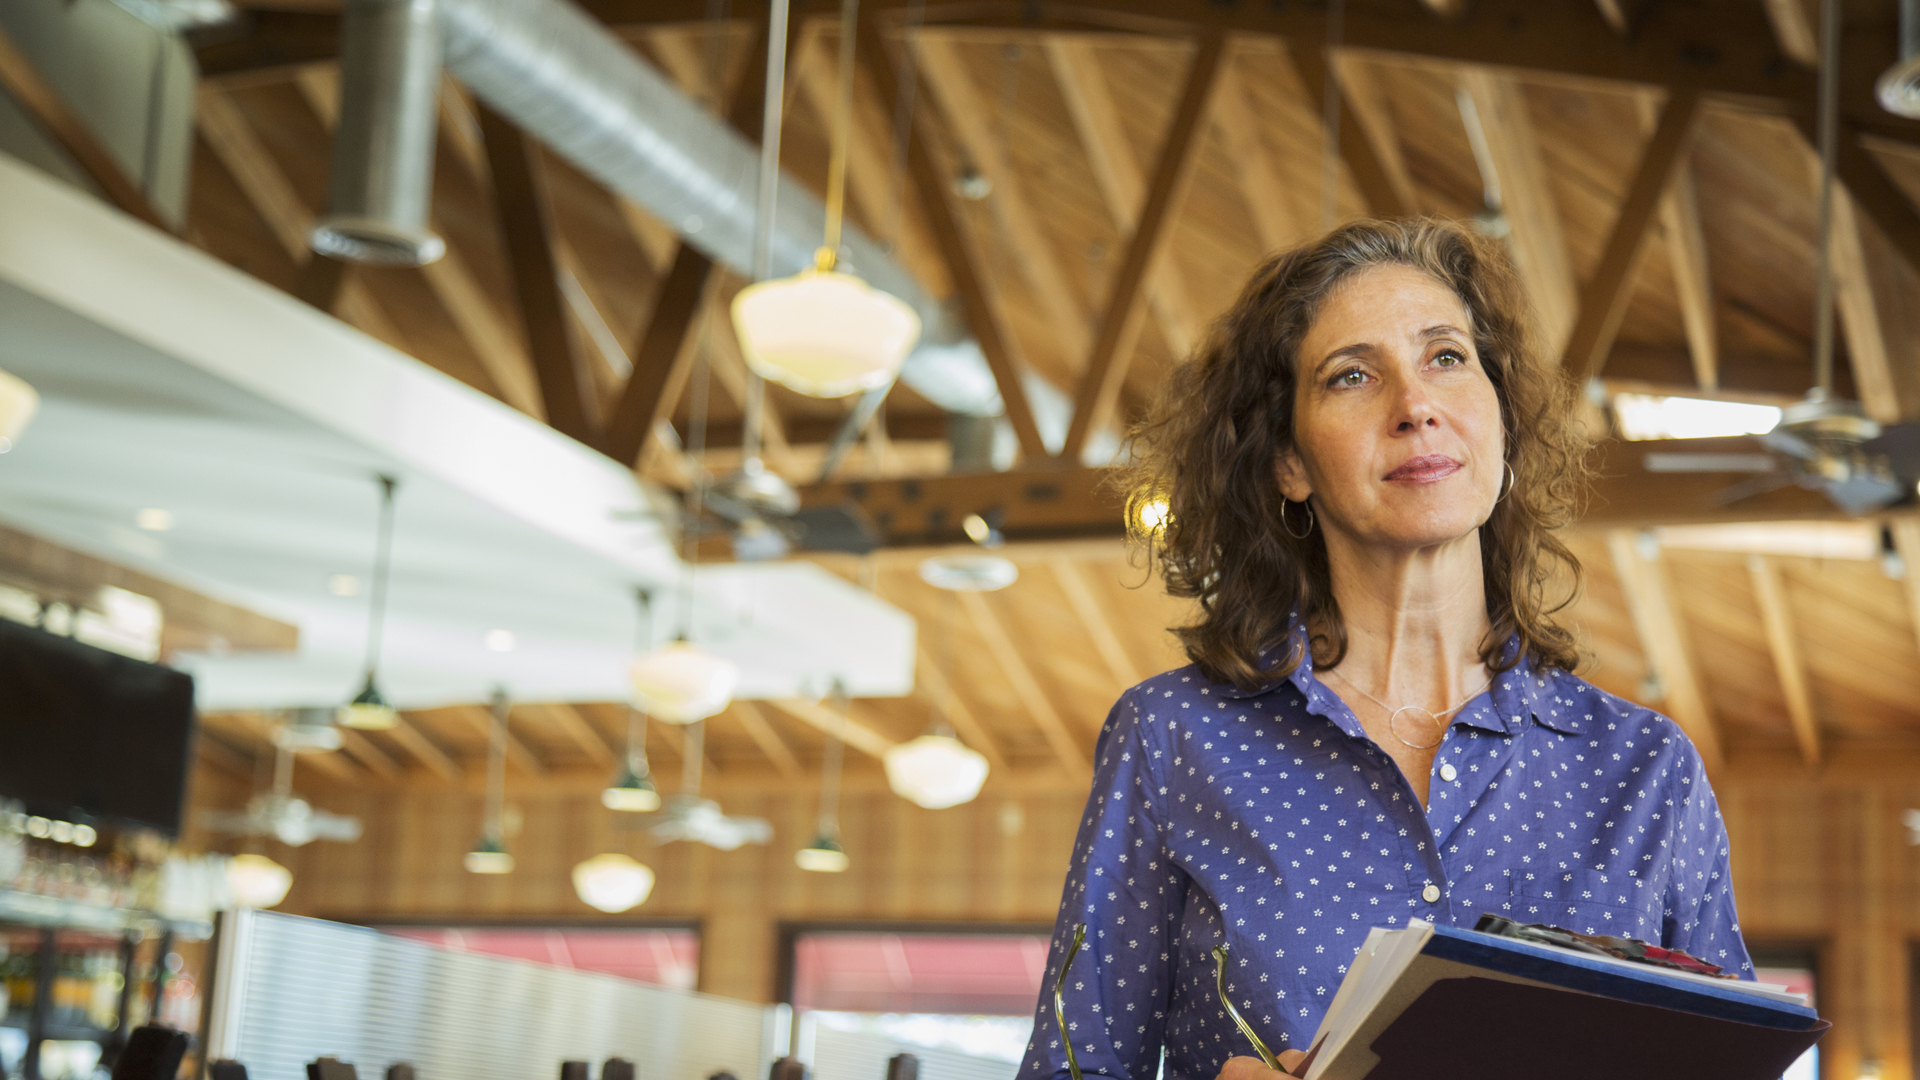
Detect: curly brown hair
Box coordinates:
(1126, 218, 1589, 690)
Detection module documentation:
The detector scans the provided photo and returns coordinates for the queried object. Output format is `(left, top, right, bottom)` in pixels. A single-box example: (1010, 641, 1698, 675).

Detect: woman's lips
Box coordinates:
(1384, 455, 1463, 483)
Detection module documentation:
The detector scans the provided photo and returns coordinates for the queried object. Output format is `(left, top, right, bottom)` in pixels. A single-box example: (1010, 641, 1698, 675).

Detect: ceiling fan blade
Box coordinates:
(196, 810, 264, 834)
(1864, 421, 1920, 476)
(1759, 428, 1818, 460)
(1705, 471, 1797, 506)
(1642, 452, 1778, 474)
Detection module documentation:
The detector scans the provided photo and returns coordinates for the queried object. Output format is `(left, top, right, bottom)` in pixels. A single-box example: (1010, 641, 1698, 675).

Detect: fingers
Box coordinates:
(1214, 1055, 1285, 1080)
(1276, 1050, 1308, 1077)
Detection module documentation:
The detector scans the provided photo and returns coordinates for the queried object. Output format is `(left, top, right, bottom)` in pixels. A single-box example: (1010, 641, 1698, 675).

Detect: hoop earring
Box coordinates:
(1495, 461, 1516, 504)
(1281, 498, 1315, 540)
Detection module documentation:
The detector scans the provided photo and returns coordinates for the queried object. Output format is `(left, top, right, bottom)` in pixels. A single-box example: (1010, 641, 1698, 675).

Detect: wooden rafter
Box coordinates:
(912, 645, 1008, 772)
(1208, 47, 1298, 254)
(1044, 38, 1201, 360)
(477, 103, 597, 444)
(859, 15, 1046, 459)
(729, 701, 803, 778)
(1817, 123, 1920, 287)
(1761, 0, 1820, 67)
(1746, 555, 1821, 767)
(1285, 40, 1413, 220)
(336, 727, 402, 781)
(1592, 0, 1654, 38)
(1564, 87, 1704, 383)
(1050, 558, 1141, 690)
(1639, 92, 1719, 392)
(767, 697, 897, 759)
(387, 716, 461, 781)
(1457, 69, 1579, 358)
(1331, 54, 1420, 218)
(957, 590, 1090, 773)
(0, 24, 170, 231)
(462, 704, 545, 775)
(540, 703, 619, 766)
(1605, 531, 1723, 769)
(1062, 32, 1225, 461)
(603, 245, 713, 466)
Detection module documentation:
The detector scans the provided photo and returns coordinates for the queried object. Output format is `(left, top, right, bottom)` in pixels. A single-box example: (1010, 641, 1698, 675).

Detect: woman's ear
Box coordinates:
(1273, 450, 1312, 503)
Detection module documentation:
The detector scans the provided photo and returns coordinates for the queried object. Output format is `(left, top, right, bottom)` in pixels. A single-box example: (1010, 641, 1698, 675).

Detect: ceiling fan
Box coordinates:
(1629, 7, 1920, 518)
(616, 718, 771, 851)
(200, 737, 363, 847)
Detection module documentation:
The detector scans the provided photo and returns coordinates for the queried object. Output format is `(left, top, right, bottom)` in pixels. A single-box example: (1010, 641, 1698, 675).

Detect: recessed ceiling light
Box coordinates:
(484, 629, 516, 653)
(135, 508, 173, 531)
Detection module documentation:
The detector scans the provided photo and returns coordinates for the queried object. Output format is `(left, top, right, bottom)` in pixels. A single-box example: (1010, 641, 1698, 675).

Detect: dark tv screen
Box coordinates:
(0, 619, 197, 835)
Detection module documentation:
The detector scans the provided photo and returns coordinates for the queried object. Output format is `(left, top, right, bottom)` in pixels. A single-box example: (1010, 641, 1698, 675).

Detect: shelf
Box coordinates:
(0, 890, 210, 940)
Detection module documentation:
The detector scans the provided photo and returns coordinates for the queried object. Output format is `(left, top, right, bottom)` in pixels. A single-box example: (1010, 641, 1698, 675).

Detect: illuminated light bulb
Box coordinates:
(464, 834, 513, 874)
(0, 367, 39, 453)
(601, 765, 661, 812)
(884, 734, 989, 809)
(1134, 497, 1171, 534)
(730, 270, 921, 399)
(571, 853, 655, 912)
(227, 853, 293, 908)
(795, 834, 849, 873)
(338, 675, 399, 730)
(629, 642, 738, 725)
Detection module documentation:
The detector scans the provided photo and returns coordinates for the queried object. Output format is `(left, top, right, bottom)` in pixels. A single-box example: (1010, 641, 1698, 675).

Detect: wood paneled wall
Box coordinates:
(189, 758, 1920, 1079)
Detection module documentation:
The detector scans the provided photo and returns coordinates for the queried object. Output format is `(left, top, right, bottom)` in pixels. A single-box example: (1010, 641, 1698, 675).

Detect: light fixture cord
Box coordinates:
(683, 718, 706, 797)
(362, 474, 398, 679)
(1319, 0, 1345, 235)
(486, 688, 509, 840)
(272, 742, 293, 801)
(743, 0, 794, 470)
(679, 312, 713, 639)
(880, 0, 926, 252)
(1811, 0, 1841, 401)
(629, 589, 653, 774)
(819, 679, 848, 835)
(818, 0, 861, 272)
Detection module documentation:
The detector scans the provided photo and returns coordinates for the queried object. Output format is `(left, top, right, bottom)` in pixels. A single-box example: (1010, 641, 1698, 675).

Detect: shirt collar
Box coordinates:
(1212, 622, 1579, 737)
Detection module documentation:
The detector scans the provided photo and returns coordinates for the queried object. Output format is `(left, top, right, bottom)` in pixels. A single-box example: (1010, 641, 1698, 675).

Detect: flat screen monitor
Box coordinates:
(0, 618, 197, 835)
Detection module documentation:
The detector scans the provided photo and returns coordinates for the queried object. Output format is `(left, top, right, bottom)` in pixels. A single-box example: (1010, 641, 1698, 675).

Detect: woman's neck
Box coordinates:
(1321, 528, 1493, 712)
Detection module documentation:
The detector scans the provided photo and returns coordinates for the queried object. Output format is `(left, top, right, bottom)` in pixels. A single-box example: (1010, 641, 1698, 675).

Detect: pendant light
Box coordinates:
(883, 558, 1003, 809)
(604, 589, 662, 812)
(571, 853, 655, 912)
(465, 688, 514, 873)
(796, 679, 851, 872)
(226, 853, 294, 909)
(730, 0, 921, 399)
(340, 474, 401, 730)
(0, 367, 39, 453)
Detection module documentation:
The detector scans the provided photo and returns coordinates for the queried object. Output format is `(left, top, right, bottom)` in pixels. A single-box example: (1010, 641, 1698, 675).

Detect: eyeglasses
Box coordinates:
(1474, 914, 1730, 978)
(1053, 924, 1284, 1078)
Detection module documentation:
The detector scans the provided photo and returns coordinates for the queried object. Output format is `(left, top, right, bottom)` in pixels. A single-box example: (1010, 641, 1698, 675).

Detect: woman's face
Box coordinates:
(1275, 263, 1505, 553)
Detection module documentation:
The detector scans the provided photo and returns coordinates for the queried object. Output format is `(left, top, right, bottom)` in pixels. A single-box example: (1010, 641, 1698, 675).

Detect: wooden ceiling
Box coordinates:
(15, 0, 1920, 788)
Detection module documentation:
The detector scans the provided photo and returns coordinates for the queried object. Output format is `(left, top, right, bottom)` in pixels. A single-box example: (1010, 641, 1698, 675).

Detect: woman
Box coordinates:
(1018, 219, 1749, 1080)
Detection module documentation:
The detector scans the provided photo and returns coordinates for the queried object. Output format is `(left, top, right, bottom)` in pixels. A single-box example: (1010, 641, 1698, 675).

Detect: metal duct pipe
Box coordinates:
(436, 0, 1018, 420)
(311, 0, 447, 266)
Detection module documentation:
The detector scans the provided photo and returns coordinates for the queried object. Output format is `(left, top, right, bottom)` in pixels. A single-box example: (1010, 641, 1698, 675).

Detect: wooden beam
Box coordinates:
(1285, 40, 1413, 220)
(1746, 555, 1821, 767)
(1564, 87, 1704, 383)
(912, 646, 1009, 772)
(1330, 53, 1420, 218)
(0, 24, 170, 231)
(1050, 557, 1142, 690)
(602, 244, 712, 466)
(729, 701, 803, 779)
(766, 697, 898, 759)
(540, 703, 619, 767)
(1592, 0, 1653, 38)
(913, 34, 1091, 364)
(1605, 531, 1723, 769)
(1830, 184, 1903, 424)
(859, 16, 1046, 460)
(803, 463, 1125, 545)
(292, 744, 364, 785)
(1632, 94, 1719, 392)
(335, 727, 402, 781)
(1209, 47, 1298, 253)
(1044, 37, 1201, 360)
(1889, 520, 1920, 669)
(958, 590, 1090, 773)
(1822, 125, 1920, 281)
(386, 715, 460, 781)
(461, 704, 545, 775)
(1762, 0, 1820, 67)
(1062, 33, 1225, 461)
(477, 103, 597, 444)
(1457, 69, 1579, 357)
(292, 253, 350, 313)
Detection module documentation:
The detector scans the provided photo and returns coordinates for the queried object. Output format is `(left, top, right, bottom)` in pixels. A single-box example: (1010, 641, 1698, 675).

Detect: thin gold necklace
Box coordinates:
(1327, 667, 1493, 750)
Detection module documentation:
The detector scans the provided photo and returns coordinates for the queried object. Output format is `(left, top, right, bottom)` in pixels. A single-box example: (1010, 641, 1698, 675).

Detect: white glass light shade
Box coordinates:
(601, 765, 662, 812)
(464, 835, 514, 874)
(338, 676, 399, 730)
(0, 367, 39, 453)
(226, 853, 293, 908)
(572, 853, 656, 912)
(918, 555, 1019, 592)
(883, 734, 989, 809)
(630, 642, 738, 724)
(795, 834, 849, 873)
(730, 270, 922, 398)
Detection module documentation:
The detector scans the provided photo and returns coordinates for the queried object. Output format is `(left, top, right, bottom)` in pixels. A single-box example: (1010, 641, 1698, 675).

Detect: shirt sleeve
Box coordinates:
(1659, 738, 1754, 979)
(1018, 688, 1189, 1080)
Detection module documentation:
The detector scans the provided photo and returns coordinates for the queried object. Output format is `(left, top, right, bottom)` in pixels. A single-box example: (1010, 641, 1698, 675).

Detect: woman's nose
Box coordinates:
(1392, 377, 1441, 432)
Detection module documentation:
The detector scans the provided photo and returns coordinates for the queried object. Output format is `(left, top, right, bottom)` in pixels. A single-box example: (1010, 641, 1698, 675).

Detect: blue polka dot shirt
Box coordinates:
(1019, 633, 1751, 1080)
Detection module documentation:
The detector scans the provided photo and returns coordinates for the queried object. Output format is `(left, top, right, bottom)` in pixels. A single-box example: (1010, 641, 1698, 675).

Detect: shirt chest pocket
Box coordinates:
(1507, 870, 1663, 941)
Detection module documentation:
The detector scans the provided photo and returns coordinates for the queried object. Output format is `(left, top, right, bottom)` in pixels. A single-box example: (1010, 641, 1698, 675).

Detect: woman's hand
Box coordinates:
(1215, 1051, 1309, 1080)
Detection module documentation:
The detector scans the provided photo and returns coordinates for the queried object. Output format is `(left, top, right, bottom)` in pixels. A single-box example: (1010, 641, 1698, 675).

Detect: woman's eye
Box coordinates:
(1334, 369, 1367, 387)
(1433, 349, 1467, 368)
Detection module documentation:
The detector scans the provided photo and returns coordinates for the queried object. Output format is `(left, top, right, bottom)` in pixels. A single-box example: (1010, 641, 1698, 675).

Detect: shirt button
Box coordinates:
(1422, 884, 1441, 903)
(1439, 763, 1458, 782)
